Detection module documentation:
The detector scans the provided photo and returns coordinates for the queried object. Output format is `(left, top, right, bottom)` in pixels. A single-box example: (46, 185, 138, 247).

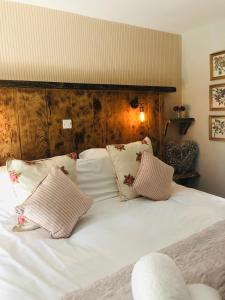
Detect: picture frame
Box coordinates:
(209, 115, 225, 141)
(210, 50, 225, 80)
(209, 83, 225, 111)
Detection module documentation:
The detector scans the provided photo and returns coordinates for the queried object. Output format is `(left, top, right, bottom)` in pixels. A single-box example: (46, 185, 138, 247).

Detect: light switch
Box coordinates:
(62, 119, 72, 129)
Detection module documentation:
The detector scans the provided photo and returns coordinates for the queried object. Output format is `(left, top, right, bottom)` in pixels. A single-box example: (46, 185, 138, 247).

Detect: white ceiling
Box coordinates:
(8, 0, 225, 34)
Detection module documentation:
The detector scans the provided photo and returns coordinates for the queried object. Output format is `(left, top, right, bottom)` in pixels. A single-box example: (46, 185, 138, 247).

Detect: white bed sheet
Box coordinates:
(1, 183, 225, 300)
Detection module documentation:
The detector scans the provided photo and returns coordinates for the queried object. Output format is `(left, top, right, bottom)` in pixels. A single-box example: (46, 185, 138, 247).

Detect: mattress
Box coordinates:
(1, 182, 225, 300)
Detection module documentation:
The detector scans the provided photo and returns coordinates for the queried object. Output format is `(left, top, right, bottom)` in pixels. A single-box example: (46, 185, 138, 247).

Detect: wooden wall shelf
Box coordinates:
(173, 171, 200, 181)
(164, 118, 195, 135)
(0, 80, 176, 93)
(173, 171, 200, 187)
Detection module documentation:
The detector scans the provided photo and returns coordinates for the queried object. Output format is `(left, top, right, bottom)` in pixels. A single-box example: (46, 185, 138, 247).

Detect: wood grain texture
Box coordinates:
(0, 88, 21, 165)
(47, 89, 74, 156)
(0, 86, 165, 164)
(16, 88, 49, 160)
(0, 80, 176, 93)
(71, 91, 95, 152)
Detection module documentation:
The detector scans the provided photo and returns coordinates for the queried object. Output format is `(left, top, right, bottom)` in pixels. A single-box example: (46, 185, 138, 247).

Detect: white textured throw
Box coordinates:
(132, 253, 191, 300)
(63, 220, 225, 300)
(188, 284, 221, 300)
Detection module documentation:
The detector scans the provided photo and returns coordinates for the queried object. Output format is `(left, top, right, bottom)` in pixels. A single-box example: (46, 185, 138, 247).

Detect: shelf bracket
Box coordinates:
(164, 118, 195, 136)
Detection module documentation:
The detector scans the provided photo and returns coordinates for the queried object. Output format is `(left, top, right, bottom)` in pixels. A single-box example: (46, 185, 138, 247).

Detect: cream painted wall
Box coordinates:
(0, 1, 181, 118)
(182, 19, 225, 197)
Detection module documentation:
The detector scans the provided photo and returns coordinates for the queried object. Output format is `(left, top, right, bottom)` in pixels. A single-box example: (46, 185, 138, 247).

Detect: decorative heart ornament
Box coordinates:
(165, 140, 199, 174)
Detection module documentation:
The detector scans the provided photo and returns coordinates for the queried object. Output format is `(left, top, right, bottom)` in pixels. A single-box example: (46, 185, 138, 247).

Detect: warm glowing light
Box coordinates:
(140, 111, 145, 122)
(139, 105, 145, 122)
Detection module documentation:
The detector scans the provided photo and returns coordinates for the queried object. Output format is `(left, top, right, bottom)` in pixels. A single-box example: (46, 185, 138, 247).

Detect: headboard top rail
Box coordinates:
(0, 80, 176, 93)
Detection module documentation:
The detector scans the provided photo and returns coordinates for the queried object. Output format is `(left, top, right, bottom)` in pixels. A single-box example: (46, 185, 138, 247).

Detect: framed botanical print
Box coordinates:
(210, 50, 225, 80)
(209, 83, 225, 110)
(209, 115, 225, 141)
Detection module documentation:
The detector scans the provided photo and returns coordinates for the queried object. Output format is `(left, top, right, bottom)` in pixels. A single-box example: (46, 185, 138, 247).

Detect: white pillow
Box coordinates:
(0, 166, 22, 213)
(79, 148, 108, 159)
(76, 156, 119, 202)
(132, 253, 191, 300)
(0, 166, 13, 195)
(132, 253, 221, 300)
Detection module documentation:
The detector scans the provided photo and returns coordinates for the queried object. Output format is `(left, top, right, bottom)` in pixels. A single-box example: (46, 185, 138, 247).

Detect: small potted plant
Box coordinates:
(173, 105, 186, 119)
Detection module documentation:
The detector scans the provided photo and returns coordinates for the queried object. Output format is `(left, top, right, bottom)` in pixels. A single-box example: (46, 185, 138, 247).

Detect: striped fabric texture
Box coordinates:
(23, 167, 92, 239)
(133, 151, 174, 201)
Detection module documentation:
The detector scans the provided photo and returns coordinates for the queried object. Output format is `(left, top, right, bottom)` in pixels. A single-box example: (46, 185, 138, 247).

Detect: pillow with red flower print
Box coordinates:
(106, 137, 153, 200)
(6, 153, 77, 205)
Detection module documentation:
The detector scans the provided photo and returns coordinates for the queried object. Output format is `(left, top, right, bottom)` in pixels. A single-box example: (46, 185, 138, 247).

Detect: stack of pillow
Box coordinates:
(79, 136, 174, 201)
(5, 136, 174, 239)
(106, 137, 174, 201)
(7, 153, 93, 238)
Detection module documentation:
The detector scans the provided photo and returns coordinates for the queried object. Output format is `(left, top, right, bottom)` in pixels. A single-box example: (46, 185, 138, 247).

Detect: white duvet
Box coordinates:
(1, 179, 225, 300)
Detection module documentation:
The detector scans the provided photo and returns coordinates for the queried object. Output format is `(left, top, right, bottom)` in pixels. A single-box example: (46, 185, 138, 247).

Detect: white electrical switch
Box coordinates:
(63, 119, 72, 129)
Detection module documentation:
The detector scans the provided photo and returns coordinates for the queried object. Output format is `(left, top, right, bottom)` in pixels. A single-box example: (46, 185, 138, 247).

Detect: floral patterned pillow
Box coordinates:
(12, 214, 40, 232)
(6, 153, 77, 204)
(106, 137, 153, 200)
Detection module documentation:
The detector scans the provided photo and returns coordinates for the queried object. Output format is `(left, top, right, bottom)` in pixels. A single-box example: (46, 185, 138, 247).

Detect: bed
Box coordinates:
(0, 80, 224, 300)
(1, 171, 225, 300)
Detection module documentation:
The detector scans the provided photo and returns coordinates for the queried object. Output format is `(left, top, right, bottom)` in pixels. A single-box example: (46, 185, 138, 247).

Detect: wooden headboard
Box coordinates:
(0, 80, 176, 165)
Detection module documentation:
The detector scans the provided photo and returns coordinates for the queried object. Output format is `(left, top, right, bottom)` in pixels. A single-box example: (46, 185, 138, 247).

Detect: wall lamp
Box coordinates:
(130, 97, 139, 108)
(130, 97, 145, 123)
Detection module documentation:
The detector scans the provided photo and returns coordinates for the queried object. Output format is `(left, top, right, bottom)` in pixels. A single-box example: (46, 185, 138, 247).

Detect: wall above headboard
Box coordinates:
(0, 1, 181, 121)
(0, 80, 176, 165)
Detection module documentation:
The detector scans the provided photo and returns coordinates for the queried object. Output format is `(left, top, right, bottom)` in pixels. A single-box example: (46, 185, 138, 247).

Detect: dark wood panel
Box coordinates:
(46, 89, 74, 156)
(0, 80, 176, 93)
(71, 90, 100, 152)
(106, 92, 131, 145)
(0, 84, 168, 164)
(16, 89, 49, 160)
(84, 91, 107, 149)
(0, 88, 21, 164)
(72, 91, 107, 152)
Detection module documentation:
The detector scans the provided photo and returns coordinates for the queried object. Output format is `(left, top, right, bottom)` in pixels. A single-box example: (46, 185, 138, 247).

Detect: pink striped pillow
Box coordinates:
(133, 151, 174, 201)
(22, 167, 93, 238)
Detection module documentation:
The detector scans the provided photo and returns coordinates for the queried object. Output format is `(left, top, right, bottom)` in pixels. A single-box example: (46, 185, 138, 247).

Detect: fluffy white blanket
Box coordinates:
(63, 219, 225, 300)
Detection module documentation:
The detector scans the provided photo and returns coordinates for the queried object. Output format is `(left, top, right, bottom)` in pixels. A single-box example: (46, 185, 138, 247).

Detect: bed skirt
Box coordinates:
(63, 219, 225, 300)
